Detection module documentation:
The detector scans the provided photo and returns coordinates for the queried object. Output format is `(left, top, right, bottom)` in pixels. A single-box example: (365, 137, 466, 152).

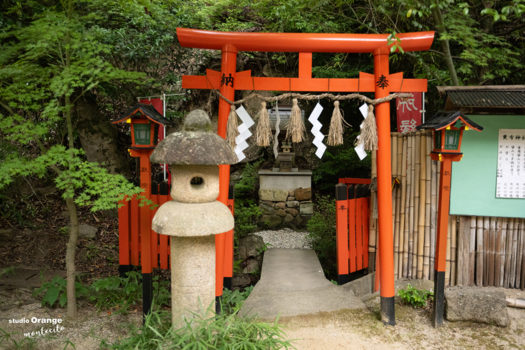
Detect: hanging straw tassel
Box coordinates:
(256, 101, 272, 147)
(286, 98, 305, 143)
(327, 100, 344, 146)
(360, 104, 378, 151)
(226, 104, 239, 148)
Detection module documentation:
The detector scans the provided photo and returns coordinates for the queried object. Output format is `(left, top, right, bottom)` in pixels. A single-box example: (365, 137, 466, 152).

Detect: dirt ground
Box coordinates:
(2, 283, 525, 349)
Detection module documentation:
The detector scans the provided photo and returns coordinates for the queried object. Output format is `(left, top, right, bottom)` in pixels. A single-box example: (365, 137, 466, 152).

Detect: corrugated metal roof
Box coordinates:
(437, 86, 525, 109)
(447, 90, 525, 108)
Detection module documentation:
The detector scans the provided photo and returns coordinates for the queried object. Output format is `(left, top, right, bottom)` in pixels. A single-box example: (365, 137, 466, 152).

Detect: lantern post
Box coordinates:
(113, 104, 169, 318)
(417, 111, 483, 327)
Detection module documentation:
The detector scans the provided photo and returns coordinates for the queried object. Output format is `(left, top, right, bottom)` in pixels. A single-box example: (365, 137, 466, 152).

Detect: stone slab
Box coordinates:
(259, 170, 312, 193)
(259, 189, 288, 202)
(239, 248, 366, 320)
(445, 286, 509, 327)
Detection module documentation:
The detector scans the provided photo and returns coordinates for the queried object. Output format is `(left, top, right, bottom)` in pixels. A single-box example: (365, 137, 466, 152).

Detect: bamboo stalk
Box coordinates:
(445, 216, 452, 286)
(458, 216, 470, 285)
(469, 216, 476, 285)
(511, 218, 518, 288)
(505, 219, 513, 288)
(369, 150, 377, 259)
(488, 217, 496, 286)
(424, 132, 432, 280)
(451, 216, 457, 286)
(417, 132, 426, 279)
(476, 216, 484, 286)
(401, 135, 409, 278)
(483, 217, 490, 286)
(412, 133, 421, 279)
(430, 160, 439, 280)
(397, 134, 404, 278)
(495, 217, 503, 287)
(407, 134, 415, 278)
(392, 134, 399, 279)
(501, 218, 508, 287)
(515, 220, 523, 288)
(521, 220, 525, 289)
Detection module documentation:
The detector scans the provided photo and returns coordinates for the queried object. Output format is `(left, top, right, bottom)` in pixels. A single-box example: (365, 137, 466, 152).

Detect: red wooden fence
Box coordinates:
(118, 183, 235, 294)
(336, 178, 371, 284)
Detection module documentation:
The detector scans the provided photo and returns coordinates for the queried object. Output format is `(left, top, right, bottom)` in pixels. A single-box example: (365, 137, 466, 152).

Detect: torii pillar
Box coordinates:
(177, 28, 434, 325)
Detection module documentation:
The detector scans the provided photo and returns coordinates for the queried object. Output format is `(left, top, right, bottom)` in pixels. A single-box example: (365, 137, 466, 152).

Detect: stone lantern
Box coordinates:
(150, 109, 237, 326)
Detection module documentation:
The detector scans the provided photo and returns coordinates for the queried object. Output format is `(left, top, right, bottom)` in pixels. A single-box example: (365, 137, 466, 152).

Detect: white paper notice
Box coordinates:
(354, 142, 367, 160)
(496, 129, 525, 199)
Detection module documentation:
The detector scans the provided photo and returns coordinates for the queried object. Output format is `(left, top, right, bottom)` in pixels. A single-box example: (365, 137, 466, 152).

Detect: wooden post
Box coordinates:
(138, 150, 153, 320)
(336, 184, 350, 284)
(432, 157, 452, 327)
(215, 46, 237, 310)
(374, 48, 395, 325)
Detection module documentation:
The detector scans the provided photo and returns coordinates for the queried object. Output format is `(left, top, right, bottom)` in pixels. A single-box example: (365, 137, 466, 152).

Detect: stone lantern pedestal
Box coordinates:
(150, 110, 237, 326)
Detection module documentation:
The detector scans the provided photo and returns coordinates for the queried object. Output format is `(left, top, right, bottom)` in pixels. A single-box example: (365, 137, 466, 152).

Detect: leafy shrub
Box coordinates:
(312, 131, 371, 194)
(398, 284, 434, 308)
(34, 271, 170, 312)
(307, 195, 337, 280)
(234, 199, 262, 239)
(220, 285, 254, 314)
(233, 160, 262, 199)
(107, 308, 292, 350)
(89, 271, 142, 311)
(34, 276, 89, 308)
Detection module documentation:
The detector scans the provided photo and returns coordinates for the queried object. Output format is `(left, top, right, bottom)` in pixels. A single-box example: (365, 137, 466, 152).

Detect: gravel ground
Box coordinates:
(252, 228, 312, 249)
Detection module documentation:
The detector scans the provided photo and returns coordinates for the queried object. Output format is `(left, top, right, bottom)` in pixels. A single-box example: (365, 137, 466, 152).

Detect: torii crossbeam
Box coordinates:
(177, 27, 434, 325)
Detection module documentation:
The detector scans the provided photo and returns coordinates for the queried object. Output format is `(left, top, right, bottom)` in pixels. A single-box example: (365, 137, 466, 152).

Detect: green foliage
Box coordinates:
(233, 160, 262, 199)
(220, 285, 254, 315)
(398, 284, 434, 308)
(0, 266, 15, 278)
(307, 195, 337, 280)
(34, 271, 170, 311)
(107, 307, 292, 350)
(313, 131, 371, 194)
(0, 327, 37, 349)
(233, 160, 263, 238)
(34, 276, 89, 308)
(234, 199, 262, 239)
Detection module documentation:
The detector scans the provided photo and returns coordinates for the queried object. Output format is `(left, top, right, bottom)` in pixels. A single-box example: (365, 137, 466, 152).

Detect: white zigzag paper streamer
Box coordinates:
(354, 103, 369, 160)
(234, 105, 254, 161)
(308, 102, 326, 159)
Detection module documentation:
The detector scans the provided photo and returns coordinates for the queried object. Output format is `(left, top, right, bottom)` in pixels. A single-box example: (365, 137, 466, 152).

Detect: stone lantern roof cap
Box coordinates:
(150, 109, 238, 165)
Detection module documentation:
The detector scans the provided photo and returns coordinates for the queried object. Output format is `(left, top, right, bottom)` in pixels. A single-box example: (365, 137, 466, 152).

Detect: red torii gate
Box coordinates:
(177, 28, 434, 325)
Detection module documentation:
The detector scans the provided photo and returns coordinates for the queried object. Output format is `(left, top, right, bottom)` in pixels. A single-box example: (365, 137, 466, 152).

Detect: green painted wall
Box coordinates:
(450, 114, 525, 218)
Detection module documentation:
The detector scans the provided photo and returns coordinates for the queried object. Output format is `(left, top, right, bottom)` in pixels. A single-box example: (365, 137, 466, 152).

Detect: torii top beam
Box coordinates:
(177, 28, 434, 53)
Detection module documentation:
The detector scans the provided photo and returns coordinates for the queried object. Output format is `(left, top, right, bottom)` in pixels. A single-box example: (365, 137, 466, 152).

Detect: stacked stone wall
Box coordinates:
(259, 187, 313, 229)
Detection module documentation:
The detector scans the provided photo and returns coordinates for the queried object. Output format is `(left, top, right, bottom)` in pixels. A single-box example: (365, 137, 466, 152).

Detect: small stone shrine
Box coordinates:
(258, 143, 313, 229)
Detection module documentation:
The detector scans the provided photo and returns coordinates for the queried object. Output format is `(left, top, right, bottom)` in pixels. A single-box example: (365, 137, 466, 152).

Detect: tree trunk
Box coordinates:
(431, 5, 460, 86)
(76, 95, 130, 175)
(65, 197, 79, 319)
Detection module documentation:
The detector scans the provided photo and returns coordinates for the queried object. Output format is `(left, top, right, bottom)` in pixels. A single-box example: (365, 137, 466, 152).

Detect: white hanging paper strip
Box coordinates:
(308, 102, 326, 159)
(359, 103, 368, 120)
(354, 142, 367, 160)
(273, 102, 280, 159)
(234, 105, 254, 162)
(355, 103, 369, 160)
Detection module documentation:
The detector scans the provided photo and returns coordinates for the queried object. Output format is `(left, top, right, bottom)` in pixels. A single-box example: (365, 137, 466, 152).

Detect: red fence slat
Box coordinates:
(130, 196, 140, 266)
(336, 179, 371, 280)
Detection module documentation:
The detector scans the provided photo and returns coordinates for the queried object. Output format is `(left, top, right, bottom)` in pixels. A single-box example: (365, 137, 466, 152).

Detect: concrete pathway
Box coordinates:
(239, 248, 366, 320)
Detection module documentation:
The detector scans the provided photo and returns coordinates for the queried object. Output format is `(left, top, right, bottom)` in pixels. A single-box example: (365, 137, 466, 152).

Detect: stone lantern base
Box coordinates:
(171, 235, 215, 326)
